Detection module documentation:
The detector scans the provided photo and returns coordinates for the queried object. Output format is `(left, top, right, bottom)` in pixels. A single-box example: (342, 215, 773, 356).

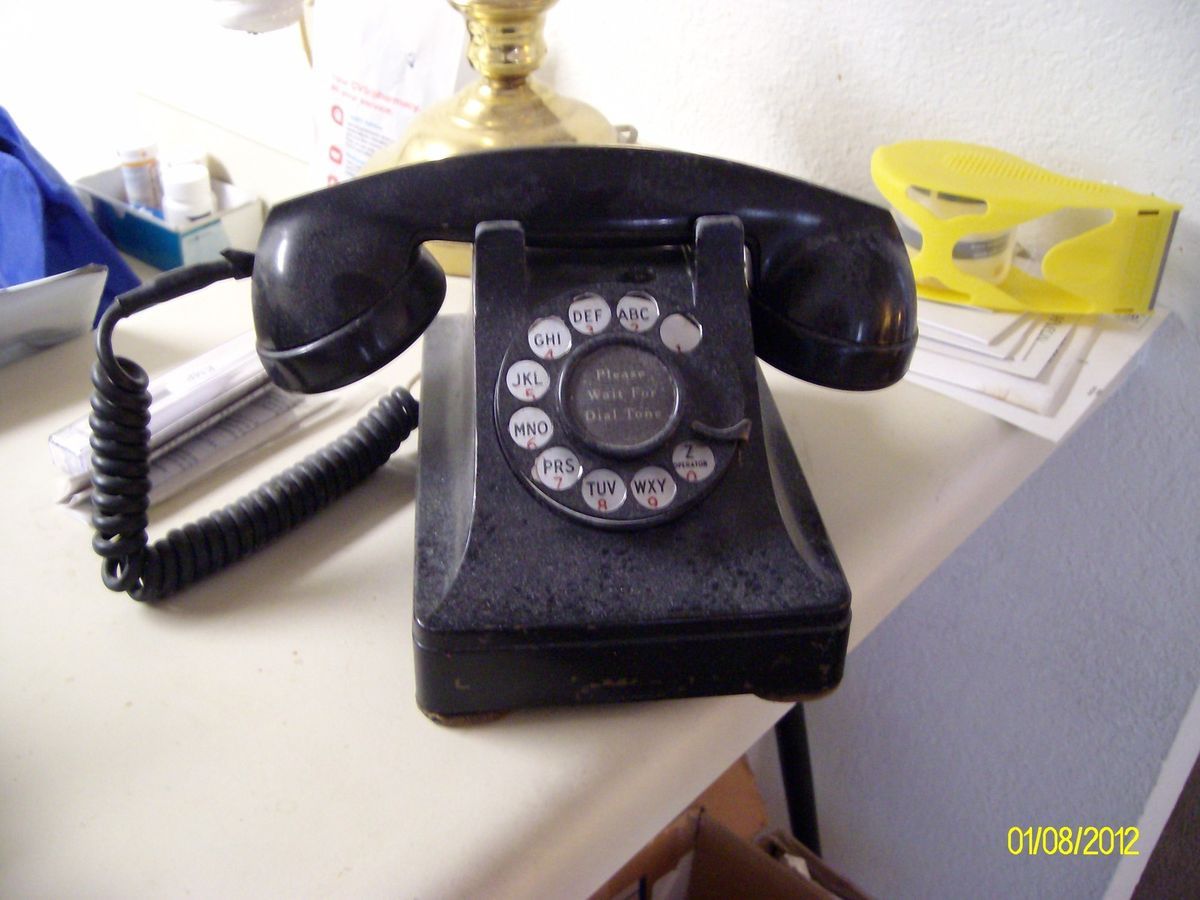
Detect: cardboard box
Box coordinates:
(75, 168, 263, 270)
(591, 758, 872, 900)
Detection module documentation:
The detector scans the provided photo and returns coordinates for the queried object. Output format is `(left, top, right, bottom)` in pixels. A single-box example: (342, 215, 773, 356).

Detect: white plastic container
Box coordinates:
(161, 163, 216, 229)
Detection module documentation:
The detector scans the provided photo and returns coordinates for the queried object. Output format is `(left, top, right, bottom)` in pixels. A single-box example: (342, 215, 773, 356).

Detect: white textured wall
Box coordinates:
(3, 1, 1198, 896)
(544, 2, 1197, 200)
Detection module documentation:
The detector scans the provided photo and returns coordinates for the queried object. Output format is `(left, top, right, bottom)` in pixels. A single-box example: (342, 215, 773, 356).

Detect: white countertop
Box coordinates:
(0, 275, 1054, 896)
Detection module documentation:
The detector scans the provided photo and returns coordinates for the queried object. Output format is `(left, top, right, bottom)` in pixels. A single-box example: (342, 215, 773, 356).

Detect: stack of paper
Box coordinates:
(50, 332, 299, 508)
(905, 299, 1165, 441)
(49, 330, 386, 511)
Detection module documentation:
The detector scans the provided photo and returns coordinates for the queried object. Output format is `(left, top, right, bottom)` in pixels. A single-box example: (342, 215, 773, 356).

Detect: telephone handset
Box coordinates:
(90, 146, 916, 720)
(251, 145, 915, 395)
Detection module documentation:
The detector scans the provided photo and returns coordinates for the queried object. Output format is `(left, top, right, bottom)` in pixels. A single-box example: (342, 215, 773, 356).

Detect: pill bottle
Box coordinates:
(117, 140, 163, 212)
(161, 163, 216, 229)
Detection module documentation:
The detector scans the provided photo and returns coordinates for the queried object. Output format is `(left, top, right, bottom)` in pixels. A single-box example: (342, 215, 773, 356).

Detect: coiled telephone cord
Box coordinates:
(89, 251, 419, 602)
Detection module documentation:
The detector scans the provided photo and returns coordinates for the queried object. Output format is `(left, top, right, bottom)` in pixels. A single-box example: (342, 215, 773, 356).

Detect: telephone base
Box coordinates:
(413, 315, 850, 719)
(413, 220, 852, 721)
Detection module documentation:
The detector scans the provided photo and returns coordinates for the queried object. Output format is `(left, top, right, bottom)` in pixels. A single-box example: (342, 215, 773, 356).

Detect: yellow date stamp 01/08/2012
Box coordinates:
(1007, 825, 1140, 857)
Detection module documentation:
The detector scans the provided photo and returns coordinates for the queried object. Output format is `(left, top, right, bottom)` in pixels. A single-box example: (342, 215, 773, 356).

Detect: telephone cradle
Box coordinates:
(87, 145, 917, 722)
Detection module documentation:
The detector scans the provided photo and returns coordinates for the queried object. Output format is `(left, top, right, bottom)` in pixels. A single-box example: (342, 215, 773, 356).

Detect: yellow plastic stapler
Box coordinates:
(871, 140, 1180, 315)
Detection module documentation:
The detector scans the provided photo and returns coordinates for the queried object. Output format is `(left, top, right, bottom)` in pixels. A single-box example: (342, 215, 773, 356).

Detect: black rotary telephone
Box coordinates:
(89, 145, 916, 721)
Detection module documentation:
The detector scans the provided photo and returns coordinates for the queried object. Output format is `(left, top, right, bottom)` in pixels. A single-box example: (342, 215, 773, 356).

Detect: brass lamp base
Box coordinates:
(360, 0, 633, 275)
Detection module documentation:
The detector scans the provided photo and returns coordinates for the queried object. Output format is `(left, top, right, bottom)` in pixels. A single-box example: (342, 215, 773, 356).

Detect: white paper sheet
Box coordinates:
(310, 0, 464, 184)
(911, 319, 1100, 415)
(917, 315, 1076, 378)
(916, 297, 1029, 346)
(907, 314, 1165, 442)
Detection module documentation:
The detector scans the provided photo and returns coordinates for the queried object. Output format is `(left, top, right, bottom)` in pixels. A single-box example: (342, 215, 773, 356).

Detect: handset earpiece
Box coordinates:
(252, 200, 447, 393)
(751, 218, 917, 390)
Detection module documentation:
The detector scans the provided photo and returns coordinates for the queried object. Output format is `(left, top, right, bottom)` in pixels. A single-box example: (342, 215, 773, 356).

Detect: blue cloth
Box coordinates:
(0, 106, 139, 323)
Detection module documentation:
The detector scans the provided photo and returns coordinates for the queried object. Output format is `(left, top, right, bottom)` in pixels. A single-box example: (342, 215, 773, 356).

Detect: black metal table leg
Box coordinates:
(775, 703, 821, 855)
